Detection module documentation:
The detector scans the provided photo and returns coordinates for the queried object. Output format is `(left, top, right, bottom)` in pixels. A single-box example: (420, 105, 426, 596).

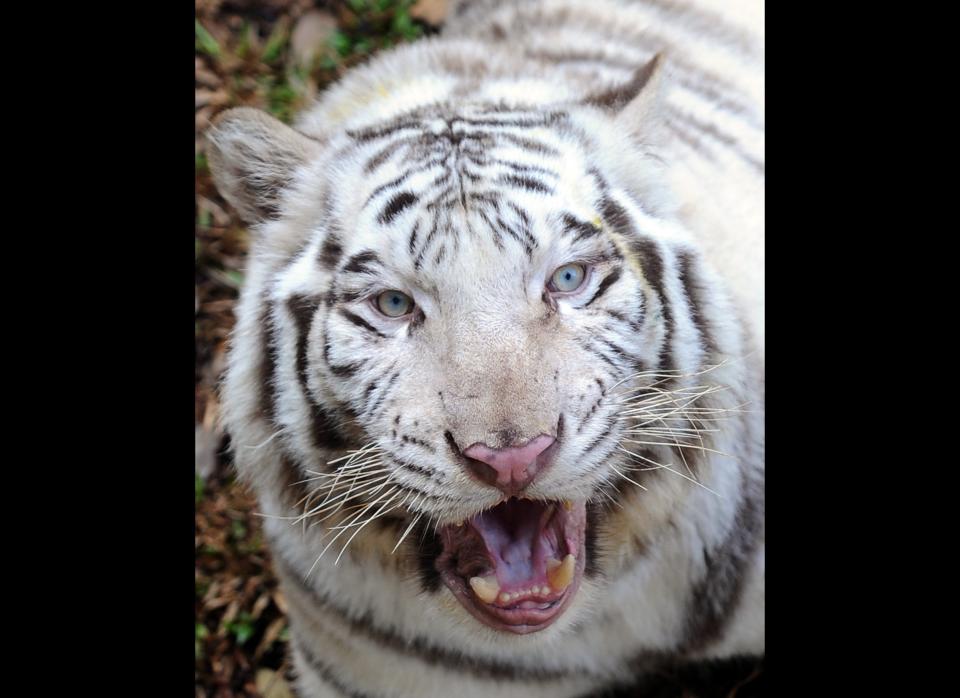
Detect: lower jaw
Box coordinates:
(439, 545, 586, 634)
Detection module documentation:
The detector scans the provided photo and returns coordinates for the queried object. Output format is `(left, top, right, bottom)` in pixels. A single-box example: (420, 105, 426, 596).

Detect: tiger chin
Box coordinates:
(207, 0, 764, 695)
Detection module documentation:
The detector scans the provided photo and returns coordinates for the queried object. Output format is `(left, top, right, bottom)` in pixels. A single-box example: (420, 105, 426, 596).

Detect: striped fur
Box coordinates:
(208, 1, 764, 695)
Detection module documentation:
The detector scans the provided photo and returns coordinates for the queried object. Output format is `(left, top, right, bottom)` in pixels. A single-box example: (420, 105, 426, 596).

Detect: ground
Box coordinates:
(194, 2, 762, 696)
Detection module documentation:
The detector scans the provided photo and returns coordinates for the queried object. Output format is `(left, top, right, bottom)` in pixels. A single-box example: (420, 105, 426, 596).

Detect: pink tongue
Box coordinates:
(471, 500, 558, 586)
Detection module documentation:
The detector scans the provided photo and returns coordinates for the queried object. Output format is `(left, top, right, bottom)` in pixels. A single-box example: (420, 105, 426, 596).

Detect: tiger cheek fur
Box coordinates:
(208, 1, 763, 695)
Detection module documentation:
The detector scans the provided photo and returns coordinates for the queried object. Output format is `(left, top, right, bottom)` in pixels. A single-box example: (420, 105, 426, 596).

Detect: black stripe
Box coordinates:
(307, 395, 349, 452)
(494, 214, 523, 248)
(582, 339, 623, 371)
(323, 331, 363, 378)
(667, 107, 765, 174)
(424, 184, 456, 212)
(413, 515, 445, 594)
(363, 138, 406, 173)
(388, 456, 443, 483)
(398, 434, 436, 454)
(365, 370, 401, 421)
(597, 195, 675, 373)
(585, 266, 623, 307)
(363, 156, 446, 207)
(676, 250, 719, 359)
(407, 220, 420, 255)
(258, 298, 278, 424)
(630, 238, 674, 374)
(348, 118, 424, 143)
(505, 201, 538, 252)
(286, 295, 349, 452)
(492, 132, 561, 156)
(329, 361, 361, 378)
(561, 213, 601, 243)
(496, 173, 552, 194)
(338, 309, 387, 338)
(584, 501, 602, 578)
(413, 218, 441, 271)
(526, 47, 639, 73)
(596, 336, 641, 365)
(582, 422, 614, 456)
(278, 455, 311, 512)
(667, 121, 718, 163)
(477, 208, 505, 251)
(433, 243, 447, 266)
(287, 294, 322, 394)
(319, 235, 343, 269)
(274, 549, 576, 682)
(378, 191, 419, 224)
(293, 638, 373, 698)
(450, 113, 568, 129)
(585, 53, 662, 111)
(678, 477, 764, 653)
(491, 158, 559, 179)
(342, 250, 381, 275)
(642, 0, 760, 59)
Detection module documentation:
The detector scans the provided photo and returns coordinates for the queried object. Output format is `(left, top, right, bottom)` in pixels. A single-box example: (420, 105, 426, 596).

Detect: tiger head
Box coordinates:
(209, 54, 736, 637)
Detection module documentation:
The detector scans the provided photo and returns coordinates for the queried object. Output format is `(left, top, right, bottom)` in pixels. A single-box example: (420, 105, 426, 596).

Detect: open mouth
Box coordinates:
(437, 498, 587, 634)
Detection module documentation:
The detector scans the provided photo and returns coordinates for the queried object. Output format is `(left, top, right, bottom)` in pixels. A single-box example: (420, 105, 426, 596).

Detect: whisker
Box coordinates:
(335, 492, 404, 564)
(610, 464, 648, 491)
(392, 504, 424, 554)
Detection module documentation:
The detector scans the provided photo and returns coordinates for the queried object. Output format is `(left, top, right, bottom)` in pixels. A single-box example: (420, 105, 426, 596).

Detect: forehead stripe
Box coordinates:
(378, 191, 418, 224)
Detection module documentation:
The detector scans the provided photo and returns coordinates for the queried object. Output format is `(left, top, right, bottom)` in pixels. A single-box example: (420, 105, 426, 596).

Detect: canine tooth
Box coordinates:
(563, 500, 574, 511)
(547, 554, 576, 591)
(469, 575, 500, 604)
(546, 557, 562, 571)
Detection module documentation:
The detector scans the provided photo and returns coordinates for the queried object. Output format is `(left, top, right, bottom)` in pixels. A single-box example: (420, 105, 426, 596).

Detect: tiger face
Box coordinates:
(210, 57, 712, 636)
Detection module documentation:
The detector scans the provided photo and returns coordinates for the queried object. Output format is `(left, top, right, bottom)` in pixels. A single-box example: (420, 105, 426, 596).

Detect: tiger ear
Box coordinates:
(206, 107, 321, 225)
(584, 52, 666, 141)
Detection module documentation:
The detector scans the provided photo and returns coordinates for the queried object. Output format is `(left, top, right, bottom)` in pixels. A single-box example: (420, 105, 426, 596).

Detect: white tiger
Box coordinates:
(207, 0, 764, 695)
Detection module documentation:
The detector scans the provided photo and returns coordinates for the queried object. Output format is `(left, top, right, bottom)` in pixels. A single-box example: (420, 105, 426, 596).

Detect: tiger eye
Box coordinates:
(550, 264, 587, 293)
(376, 290, 414, 317)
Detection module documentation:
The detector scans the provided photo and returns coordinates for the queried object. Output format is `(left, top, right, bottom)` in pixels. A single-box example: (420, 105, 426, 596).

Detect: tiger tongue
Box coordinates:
(468, 498, 562, 588)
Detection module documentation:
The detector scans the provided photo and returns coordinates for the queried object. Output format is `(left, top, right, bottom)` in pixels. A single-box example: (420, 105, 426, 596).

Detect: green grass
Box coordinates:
(226, 612, 255, 646)
(195, 19, 221, 58)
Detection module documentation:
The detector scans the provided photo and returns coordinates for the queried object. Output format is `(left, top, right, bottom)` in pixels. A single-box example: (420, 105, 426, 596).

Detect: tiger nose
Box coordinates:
(462, 435, 557, 494)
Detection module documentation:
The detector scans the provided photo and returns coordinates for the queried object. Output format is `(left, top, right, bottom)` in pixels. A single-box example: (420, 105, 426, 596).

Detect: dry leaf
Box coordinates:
(290, 10, 338, 68)
(251, 592, 271, 620)
(272, 590, 288, 615)
(254, 617, 287, 660)
(195, 89, 230, 109)
(411, 0, 449, 25)
(256, 668, 294, 698)
(196, 424, 220, 480)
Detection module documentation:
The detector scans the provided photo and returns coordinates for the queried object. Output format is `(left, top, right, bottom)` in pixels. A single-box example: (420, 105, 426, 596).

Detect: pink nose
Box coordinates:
(462, 434, 557, 494)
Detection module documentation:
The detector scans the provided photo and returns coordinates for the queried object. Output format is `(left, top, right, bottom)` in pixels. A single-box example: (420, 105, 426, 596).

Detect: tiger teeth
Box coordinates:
(469, 575, 500, 604)
(546, 554, 576, 592)
(563, 499, 574, 511)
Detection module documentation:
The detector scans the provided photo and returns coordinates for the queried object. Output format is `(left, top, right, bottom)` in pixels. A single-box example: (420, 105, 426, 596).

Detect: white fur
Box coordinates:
(212, 1, 764, 695)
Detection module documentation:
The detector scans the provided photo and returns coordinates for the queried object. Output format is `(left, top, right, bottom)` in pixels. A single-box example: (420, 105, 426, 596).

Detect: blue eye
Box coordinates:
(550, 264, 587, 293)
(375, 290, 414, 317)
